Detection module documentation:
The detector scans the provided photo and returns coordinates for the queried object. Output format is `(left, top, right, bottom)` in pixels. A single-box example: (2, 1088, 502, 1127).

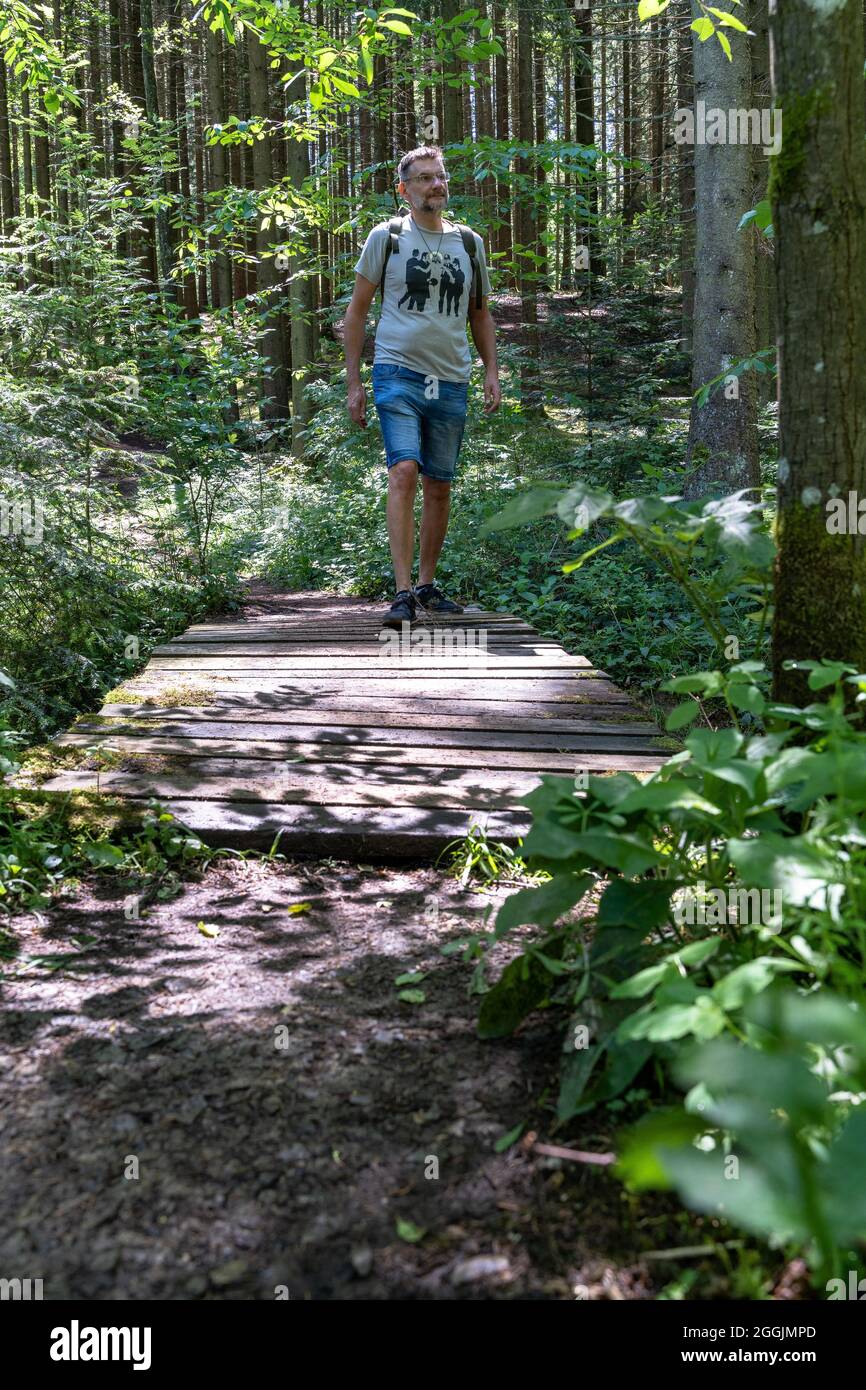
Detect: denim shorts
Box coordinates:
(371, 363, 469, 482)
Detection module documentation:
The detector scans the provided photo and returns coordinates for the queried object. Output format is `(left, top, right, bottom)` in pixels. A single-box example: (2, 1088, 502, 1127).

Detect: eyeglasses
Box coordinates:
(406, 172, 448, 185)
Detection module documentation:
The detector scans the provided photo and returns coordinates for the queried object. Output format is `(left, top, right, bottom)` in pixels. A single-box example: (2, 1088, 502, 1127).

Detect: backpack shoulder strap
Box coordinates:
(455, 223, 484, 308)
(380, 213, 409, 297)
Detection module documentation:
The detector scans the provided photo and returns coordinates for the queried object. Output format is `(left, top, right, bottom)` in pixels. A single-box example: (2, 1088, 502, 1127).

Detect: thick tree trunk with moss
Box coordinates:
(685, 21, 758, 496)
(770, 0, 866, 700)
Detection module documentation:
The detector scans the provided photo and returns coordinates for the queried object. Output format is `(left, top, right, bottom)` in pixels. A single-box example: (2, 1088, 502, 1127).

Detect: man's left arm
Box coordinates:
(468, 299, 501, 413)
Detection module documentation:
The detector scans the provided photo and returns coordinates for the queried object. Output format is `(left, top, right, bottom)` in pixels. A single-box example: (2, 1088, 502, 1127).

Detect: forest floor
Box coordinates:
(0, 849, 692, 1301)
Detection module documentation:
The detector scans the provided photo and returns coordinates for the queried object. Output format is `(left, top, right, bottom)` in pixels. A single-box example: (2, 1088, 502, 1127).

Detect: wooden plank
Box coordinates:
(42, 762, 547, 809)
(153, 639, 564, 656)
(184, 611, 523, 629)
(96, 702, 658, 736)
(109, 799, 533, 856)
(144, 655, 594, 672)
(64, 719, 667, 753)
(57, 733, 666, 768)
(121, 677, 632, 702)
(170, 627, 544, 640)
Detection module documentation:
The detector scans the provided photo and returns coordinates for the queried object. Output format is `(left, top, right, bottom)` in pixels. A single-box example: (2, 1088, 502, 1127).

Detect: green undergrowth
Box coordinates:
(451, 658, 866, 1297)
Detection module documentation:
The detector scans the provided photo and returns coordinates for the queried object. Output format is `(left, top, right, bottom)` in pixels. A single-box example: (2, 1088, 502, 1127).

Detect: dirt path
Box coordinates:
(0, 854, 665, 1301)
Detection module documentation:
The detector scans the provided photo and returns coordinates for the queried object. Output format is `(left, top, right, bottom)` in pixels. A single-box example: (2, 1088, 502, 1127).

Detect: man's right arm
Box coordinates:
(343, 272, 379, 427)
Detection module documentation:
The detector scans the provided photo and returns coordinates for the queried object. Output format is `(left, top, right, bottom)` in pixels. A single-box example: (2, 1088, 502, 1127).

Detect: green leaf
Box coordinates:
(728, 834, 844, 907)
(480, 485, 564, 534)
(597, 879, 679, 931)
(663, 671, 722, 696)
(637, 0, 669, 19)
(330, 76, 360, 97)
(556, 484, 612, 529)
(85, 842, 125, 867)
(738, 199, 773, 235)
(611, 960, 678, 1000)
(821, 1110, 866, 1240)
(616, 1108, 705, 1190)
(398, 988, 426, 1003)
(716, 29, 732, 60)
(395, 970, 427, 986)
(619, 992, 726, 1043)
(614, 782, 722, 817)
(477, 936, 565, 1038)
(691, 16, 714, 40)
(656, 1145, 808, 1240)
(495, 874, 593, 935)
(711, 957, 799, 1011)
(494, 1122, 524, 1153)
(610, 939, 720, 1001)
(708, 7, 749, 31)
(396, 1217, 426, 1243)
(666, 700, 700, 732)
(727, 682, 766, 715)
(359, 38, 373, 84)
(568, 831, 664, 876)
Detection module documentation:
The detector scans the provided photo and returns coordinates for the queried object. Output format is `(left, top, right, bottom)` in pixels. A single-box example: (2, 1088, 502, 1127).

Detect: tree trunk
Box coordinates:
(676, 1, 695, 351)
(751, 0, 775, 404)
(770, 0, 866, 697)
(561, 41, 572, 289)
(533, 44, 548, 287)
(684, 20, 758, 496)
(441, 0, 464, 149)
(573, 2, 602, 277)
(0, 60, 14, 234)
(516, 4, 543, 414)
(248, 28, 289, 418)
(206, 22, 233, 312)
(492, 0, 509, 262)
(286, 82, 314, 455)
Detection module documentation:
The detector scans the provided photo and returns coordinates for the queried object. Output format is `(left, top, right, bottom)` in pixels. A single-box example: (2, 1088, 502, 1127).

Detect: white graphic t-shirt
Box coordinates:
(354, 215, 493, 384)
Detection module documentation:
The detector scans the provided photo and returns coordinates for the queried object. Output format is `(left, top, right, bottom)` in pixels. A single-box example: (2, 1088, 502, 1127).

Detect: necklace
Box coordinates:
(411, 214, 447, 264)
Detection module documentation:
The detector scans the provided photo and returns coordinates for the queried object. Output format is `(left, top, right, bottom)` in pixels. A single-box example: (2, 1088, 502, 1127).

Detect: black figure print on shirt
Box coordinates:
(395, 247, 464, 315)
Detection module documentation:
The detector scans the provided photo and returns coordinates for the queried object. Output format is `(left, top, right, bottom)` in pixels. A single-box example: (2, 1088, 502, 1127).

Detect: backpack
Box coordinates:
(378, 211, 484, 310)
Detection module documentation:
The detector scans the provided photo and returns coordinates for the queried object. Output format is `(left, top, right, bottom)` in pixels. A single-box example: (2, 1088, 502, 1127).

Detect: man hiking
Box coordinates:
(343, 145, 501, 630)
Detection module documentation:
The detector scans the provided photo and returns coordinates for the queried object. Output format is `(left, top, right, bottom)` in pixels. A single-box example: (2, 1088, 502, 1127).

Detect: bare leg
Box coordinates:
(417, 475, 452, 586)
(386, 459, 419, 592)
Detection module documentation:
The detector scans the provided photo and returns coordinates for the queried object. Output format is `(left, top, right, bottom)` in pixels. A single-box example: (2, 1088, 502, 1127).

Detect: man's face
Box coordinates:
(399, 158, 449, 212)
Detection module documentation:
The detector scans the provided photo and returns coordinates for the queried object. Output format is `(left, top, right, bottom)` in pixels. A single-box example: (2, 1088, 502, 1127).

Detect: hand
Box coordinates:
(347, 379, 367, 428)
(483, 371, 502, 414)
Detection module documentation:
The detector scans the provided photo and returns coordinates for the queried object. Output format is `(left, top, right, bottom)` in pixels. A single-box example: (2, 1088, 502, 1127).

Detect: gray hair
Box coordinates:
(397, 145, 445, 185)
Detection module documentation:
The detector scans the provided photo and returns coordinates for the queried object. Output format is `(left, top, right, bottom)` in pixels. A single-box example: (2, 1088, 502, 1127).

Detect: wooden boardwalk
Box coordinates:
(42, 593, 669, 858)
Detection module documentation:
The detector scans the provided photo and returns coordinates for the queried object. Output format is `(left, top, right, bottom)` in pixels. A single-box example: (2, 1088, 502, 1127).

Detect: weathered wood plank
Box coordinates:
(56, 734, 666, 770)
(144, 655, 594, 672)
(114, 799, 533, 855)
(121, 677, 633, 702)
(43, 762, 547, 809)
(173, 623, 542, 640)
(97, 702, 657, 735)
(64, 719, 667, 753)
(153, 639, 565, 656)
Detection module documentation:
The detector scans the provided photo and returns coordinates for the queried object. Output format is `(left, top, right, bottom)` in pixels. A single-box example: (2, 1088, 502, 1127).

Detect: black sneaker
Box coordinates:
(381, 589, 418, 630)
(413, 582, 464, 614)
